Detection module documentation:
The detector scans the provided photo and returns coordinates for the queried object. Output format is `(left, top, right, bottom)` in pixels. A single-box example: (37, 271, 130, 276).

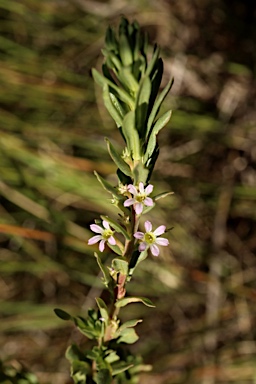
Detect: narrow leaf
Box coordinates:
(146, 78, 174, 138)
(112, 363, 134, 376)
(144, 109, 172, 162)
(96, 298, 109, 322)
(154, 191, 174, 201)
(122, 111, 141, 161)
(92, 68, 134, 108)
(116, 297, 155, 308)
(54, 308, 71, 321)
(145, 45, 160, 78)
(108, 243, 123, 256)
(103, 84, 123, 127)
(119, 31, 133, 66)
(101, 215, 130, 240)
(135, 76, 151, 138)
(94, 171, 120, 199)
(94, 252, 112, 286)
(105, 138, 132, 177)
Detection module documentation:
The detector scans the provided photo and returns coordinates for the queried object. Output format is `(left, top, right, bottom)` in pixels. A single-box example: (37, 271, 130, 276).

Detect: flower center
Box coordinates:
(102, 229, 114, 240)
(136, 193, 146, 203)
(144, 232, 156, 244)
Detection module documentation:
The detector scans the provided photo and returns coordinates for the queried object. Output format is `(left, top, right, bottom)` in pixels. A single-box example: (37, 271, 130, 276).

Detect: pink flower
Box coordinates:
(134, 221, 169, 256)
(88, 220, 116, 252)
(124, 182, 153, 214)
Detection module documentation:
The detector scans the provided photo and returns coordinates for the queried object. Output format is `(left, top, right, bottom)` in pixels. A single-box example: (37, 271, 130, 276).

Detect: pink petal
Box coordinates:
(138, 182, 144, 193)
(144, 197, 153, 207)
(124, 198, 135, 207)
(145, 184, 153, 195)
(99, 239, 105, 252)
(90, 224, 103, 234)
(154, 225, 166, 236)
(150, 244, 159, 256)
(127, 184, 137, 195)
(135, 203, 143, 214)
(139, 242, 147, 252)
(88, 235, 102, 245)
(144, 221, 152, 232)
(108, 236, 116, 245)
(156, 238, 169, 246)
(102, 220, 110, 229)
(134, 231, 144, 239)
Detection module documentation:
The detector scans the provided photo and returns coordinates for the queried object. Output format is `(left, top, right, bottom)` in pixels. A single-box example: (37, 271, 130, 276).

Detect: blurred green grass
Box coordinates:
(1, 0, 256, 383)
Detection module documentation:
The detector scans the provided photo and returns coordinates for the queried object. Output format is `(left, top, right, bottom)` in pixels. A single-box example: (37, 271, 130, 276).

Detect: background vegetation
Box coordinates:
(1, 0, 256, 383)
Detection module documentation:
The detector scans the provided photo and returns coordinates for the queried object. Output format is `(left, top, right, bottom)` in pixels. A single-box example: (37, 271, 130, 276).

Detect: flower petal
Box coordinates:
(144, 197, 153, 207)
(134, 231, 144, 239)
(155, 238, 169, 246)
(144, 221, 152, 232)
(145, 184, 153, 195)
(139, 242, 147, 252)
(90, 224, 103, 234)
(108, 236, 116, 245)
(88, 235, 102, 245)
(135, 203, 143, 215)
(153, 225, 166, 236)
(124, 198, 135, 207)
(99, 239, 106, 252)
(102, 220, 110, 229)
(150, 244, 160, 256)
(138, 182, 144, 193)
(127, 184, 137, 195)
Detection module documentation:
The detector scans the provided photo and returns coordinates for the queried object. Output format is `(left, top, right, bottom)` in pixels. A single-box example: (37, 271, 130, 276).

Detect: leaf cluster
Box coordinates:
(92, 17, 173, 184)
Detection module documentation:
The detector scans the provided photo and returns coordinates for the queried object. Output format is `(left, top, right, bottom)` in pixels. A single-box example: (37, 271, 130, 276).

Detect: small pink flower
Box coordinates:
(124, 182, 153, 214)
(134, 221, 169, 256)
(88, 220, 116, 252)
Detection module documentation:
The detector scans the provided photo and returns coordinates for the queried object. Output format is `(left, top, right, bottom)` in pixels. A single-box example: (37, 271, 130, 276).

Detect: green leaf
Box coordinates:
(115, 67, 139, 94)
(105, 350, 120, 364)
(154, 191, 174, 201)
(133, 160, 149, 185)
(101, 215, 130, 240)
(92, 68, 134, 109)
(105, 138, 132, 177)
(114, 319, 142, 338)
(117, 327, 139, 344)
(122, 111, 141, 161)
(105, 26, 118, 52)
(94, 252, 113, 287)
(119, 32, 133, 66)
(135, 75, 151, 138)
(146, 78, 174, 138)
(109, 92, 127, 119)
(104, 51, 122, 71)
(74, 316, 99, 339)
(96, 298, 109, 322)
(147, 59, 163, 115)
(97, 368, 112, 384)
(65, 344, 85, 363)
(145, 45, 160, 78)
(112, 362, 134, 376)
(107, 243, 123, 256)
(54, 308, 71, 321)
(115, 297, 155, 308)
(127, 249, 148, 280)
(112, 258, 129, 275)
(144, 109, 172, 162)
(94, 171, 120, 199)
(103, 84, 123, 127)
